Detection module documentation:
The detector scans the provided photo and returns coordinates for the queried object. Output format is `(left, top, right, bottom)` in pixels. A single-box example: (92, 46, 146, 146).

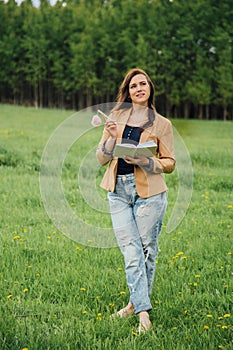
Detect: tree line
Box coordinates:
(0, 0, 232, 119)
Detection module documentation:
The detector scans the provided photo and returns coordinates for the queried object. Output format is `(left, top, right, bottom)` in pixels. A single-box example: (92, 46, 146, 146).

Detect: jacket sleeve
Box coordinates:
(152, 120, 176, 174)
(96, 128, 113, 166)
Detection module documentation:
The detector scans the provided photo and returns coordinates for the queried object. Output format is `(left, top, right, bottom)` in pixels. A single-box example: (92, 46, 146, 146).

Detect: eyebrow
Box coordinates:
(129, 80, 147, 87)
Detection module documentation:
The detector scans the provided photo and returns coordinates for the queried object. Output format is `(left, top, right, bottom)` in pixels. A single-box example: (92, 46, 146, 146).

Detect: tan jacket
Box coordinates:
(96, 107, 175, 198)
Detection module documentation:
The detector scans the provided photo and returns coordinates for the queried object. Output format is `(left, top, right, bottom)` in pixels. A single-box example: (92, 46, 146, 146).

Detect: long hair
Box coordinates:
(115, 68, 156, 128)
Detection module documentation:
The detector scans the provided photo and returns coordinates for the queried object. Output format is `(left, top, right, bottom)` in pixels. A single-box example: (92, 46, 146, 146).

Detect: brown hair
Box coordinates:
(115, 68, 156, 128)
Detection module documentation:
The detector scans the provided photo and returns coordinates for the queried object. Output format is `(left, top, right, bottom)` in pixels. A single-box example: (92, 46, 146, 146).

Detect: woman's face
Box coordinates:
(128, 74, 151, 106)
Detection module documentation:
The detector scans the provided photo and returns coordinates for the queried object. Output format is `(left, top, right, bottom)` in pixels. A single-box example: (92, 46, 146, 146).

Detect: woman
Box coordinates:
(96, 68, 175, 333)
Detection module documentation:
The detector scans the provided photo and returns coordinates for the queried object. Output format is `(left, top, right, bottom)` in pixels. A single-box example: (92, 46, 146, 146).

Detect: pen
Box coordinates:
(97, 109, 111, 122)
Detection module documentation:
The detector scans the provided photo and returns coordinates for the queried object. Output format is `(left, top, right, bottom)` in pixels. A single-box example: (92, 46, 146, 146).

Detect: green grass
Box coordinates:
(0, 104, 232, 350)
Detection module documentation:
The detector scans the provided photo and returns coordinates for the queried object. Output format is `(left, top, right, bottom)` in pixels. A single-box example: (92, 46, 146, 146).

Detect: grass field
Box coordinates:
(0, 104, 232, 350)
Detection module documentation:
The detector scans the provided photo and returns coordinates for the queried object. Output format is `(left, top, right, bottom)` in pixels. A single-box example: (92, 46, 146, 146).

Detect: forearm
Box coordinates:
(96, 136, 116, 165)
(152, 157, 176, 174)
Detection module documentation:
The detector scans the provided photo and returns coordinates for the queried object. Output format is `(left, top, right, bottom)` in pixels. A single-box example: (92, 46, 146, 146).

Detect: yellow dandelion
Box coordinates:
(203, 325, 209, 329)
(227, 205, 232, 209)
(227, 252, 232, 255)
(13, 235, 21, 240)
(120, 291, 126, 295)
(117, 267, 123, 271)
(7, 294, 13, 299)
(195, 274, 200, 278)
(82, 310, 87, 314)
(221, 325, 228, 329)
(96, 296, 101, 299)
(207, 314, 213, 318)
(80, 287, 86, 291)
(223, 314, 230, 318)
(76, 246, 82, 251)
(218, 316, 223, 320)
(23, 228, 28, 233)
(132, 331, 137, 336)
(87, 239, 93, 243)
(109, 303, 115, 307)
(35, 273, 40, 277)
(193, 282, 197, 287)
(23, 288, 28, 293)
(47, 236, 51, 239)
(177, 251, 184, 255)
(96, 313, 102, 321)
(218, 346, 223, 349)
(22, 348, 29, 350)
(27, 265, 32, 269)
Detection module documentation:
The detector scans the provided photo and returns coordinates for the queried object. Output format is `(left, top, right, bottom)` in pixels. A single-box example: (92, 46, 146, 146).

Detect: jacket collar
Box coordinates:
(115, 107, 154, 143)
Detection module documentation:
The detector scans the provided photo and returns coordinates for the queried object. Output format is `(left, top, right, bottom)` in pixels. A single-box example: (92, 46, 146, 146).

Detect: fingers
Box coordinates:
(124, 155, 149, 167)
(123, 156, 135, 164)
(105, 121, 117, 138)
(105, 120, 116, 128)
(105, 121, 117, 133)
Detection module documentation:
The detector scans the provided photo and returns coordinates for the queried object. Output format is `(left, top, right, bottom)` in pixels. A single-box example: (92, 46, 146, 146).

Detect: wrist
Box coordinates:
(102, 139, 116, 157)
(142, 158, 154, 172)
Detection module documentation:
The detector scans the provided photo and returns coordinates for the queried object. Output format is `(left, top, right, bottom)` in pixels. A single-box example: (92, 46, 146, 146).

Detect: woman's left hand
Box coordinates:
(123, 155, 150, 167)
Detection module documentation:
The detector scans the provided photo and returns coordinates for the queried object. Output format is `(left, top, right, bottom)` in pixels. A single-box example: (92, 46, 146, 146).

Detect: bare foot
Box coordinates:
(111, 302, 134, 318)
(138, 311, 152, 333)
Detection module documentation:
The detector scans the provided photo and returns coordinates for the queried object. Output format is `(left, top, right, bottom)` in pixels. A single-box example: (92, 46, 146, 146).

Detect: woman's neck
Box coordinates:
(128, 104, 149, 127)
(132, 103, 148, 116)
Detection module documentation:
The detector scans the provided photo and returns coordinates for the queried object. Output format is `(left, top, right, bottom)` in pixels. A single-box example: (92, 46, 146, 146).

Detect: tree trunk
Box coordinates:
(198, 105, 203, 119)
(86, 88, 92, 109)
(78, 91, 85, 110)
(184, 102, 189, 119)
(39, 79, 43, 108)
(34, 82, 38, 109)
(223, 104, 227, 121)
(205, 104, 209, 120)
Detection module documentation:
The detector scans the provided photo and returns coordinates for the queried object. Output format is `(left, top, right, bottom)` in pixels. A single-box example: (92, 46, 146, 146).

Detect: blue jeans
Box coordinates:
(108, 173, 167, 314)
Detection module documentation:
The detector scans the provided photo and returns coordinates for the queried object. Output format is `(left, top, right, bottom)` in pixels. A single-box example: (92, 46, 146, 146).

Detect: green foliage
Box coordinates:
(0, 105, 232, 349)
(0, 0, 232, 118)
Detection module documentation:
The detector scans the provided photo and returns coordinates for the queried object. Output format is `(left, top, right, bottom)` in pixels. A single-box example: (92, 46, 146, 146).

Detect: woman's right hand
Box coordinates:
(105, 120, 117, 140)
